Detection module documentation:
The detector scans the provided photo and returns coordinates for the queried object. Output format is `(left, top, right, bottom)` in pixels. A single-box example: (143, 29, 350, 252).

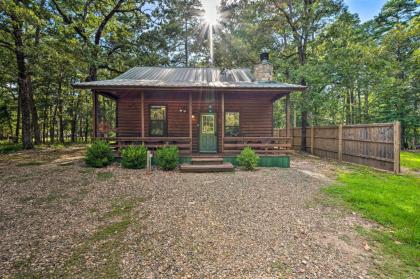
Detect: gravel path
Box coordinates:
(0, 147, 378, 278)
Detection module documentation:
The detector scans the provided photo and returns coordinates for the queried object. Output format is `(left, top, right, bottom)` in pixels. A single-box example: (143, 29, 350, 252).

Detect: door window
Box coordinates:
(201, 114, 215, 134)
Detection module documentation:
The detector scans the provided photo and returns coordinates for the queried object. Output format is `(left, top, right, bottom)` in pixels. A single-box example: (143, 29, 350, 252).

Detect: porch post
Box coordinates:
(92, 91, 98, 140)
(141, 91, 145, 139)
(189, 92, 192, 155)
(221, 91, 225, 154)
(285, 94, 291, 138)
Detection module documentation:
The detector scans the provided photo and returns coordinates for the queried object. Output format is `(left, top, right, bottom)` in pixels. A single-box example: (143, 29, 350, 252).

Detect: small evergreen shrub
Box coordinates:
(237, 147, 259, 170)
(85, 141, 115, 168)
(121, 145, 147, 169)
(155, 146, 179, 170)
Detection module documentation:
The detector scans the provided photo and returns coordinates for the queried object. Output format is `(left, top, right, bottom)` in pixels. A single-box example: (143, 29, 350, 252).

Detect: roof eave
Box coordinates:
(71, 83, 307, 92)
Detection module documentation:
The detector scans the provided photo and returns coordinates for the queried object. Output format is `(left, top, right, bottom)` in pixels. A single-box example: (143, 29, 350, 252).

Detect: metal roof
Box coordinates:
(72, 66, 306, 91)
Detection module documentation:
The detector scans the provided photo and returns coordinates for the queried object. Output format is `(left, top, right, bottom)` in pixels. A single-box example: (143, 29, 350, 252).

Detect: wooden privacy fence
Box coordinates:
(274, 122, 400, 173)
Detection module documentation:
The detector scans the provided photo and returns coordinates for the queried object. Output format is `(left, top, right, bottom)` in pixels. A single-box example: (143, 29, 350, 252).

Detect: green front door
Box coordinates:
(200, 113, 217, 153)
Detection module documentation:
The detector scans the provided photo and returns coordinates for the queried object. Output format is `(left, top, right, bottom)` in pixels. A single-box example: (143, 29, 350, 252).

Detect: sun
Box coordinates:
(202, 0, 220, 25)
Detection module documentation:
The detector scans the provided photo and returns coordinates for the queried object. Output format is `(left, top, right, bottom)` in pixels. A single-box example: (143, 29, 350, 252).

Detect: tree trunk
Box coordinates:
(58, 79, 64, 143)
(70, 113, 76, 142)
(50, 104, 57, 144)
(88, 65, 97, 82)
(27, 77, 41, 144)
(298, 40, 308, 152)
(79, 112, 83, 142)
(184, 18, 189, 67)
(84, 114, 89, 142)
(42, 112, 47, 143)
(350, 88, 354, 124)
(401, 125, 407, 149)
(15, 93, 20, 143)
(84, 94, 89, 142)
(357, 88, 362, 123)
(364, 91, 369, 122)
(300, 77, 308, 152)
(70, 94, 80, 142)
(346, 91, 351, 124)
(6, 108, 13, 137)
(12, 20, 33, 149)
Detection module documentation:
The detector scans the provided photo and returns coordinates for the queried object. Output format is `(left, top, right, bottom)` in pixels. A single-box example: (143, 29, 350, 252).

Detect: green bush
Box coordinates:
(85, 141, 115, 168)
(155, 146, 179, 170)
(237, 147, 259, 170)
(121, 145, 147, 169)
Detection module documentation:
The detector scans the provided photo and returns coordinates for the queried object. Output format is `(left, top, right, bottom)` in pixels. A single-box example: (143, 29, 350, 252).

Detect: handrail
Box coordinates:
(95, 137, 191, 142)
(224, 136, 291, 141)
(223, 136, 293, 155)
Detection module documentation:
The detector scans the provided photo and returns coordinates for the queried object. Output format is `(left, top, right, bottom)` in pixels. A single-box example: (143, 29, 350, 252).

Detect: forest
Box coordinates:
(0, 0, 419, 149)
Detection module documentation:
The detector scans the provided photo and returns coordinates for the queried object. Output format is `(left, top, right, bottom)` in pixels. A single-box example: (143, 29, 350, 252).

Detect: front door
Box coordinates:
(200, 113, 217, 153)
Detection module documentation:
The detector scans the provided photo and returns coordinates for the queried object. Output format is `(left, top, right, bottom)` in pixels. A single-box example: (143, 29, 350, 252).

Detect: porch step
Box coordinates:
(180, 162, 234, 173)
(191, 157, 224, 165)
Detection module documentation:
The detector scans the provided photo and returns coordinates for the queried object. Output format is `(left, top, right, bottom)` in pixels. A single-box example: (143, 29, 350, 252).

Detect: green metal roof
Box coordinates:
(73, 66, 306, 91)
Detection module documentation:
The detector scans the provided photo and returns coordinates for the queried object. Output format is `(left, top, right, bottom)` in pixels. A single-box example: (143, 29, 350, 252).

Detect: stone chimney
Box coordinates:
(254, 48, 273, 81)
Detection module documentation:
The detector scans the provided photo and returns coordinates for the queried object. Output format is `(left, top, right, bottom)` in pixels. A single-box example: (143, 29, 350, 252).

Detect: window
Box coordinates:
(225, 112, 240, 136)
(149, 106, 167, 136)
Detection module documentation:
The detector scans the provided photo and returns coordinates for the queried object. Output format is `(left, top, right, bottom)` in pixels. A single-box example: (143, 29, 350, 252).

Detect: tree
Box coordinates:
(0, 0, 45, 148)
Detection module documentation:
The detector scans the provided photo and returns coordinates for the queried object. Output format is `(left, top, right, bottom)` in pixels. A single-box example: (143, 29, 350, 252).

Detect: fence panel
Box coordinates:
(274, 122, 400, 172)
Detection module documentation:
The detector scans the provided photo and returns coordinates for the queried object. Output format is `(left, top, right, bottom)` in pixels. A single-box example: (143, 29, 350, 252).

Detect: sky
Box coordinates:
(344, 0, 387, 22)
(200, 1, 388, 24)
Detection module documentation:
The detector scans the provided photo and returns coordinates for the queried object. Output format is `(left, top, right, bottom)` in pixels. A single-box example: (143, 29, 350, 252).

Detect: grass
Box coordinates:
(62, 197, 143, 278)
(16, 160, 47, 167)
(0, 142, 22, 154)
(401, 151, 420, 171)
(97, 171, 114, 181)
(0, 141, 87, 155)
(324, 168, 420, 278)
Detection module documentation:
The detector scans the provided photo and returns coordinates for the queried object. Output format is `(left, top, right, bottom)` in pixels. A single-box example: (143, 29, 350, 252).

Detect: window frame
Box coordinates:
(224, 111, 240, 137)
(149, 105, 168, 137)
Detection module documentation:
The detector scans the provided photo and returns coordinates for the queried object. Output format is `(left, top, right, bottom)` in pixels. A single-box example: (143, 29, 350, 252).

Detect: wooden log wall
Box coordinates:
(116, 91, 190, 138)
(115, 90, 276, 153)
(274, 122, 400, 172)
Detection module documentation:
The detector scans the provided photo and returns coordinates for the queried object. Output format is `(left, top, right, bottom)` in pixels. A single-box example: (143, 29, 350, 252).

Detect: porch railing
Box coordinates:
(223, 137, 293, 155)
(95, 136, 192, 155)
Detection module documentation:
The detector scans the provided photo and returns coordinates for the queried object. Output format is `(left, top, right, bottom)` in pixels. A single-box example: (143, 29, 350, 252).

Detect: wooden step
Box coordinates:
(180, 163, 234, 173)
(191, 157, 224, 165)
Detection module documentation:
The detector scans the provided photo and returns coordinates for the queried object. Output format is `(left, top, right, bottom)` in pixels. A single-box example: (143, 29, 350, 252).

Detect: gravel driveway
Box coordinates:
(0, 147, 377, 278)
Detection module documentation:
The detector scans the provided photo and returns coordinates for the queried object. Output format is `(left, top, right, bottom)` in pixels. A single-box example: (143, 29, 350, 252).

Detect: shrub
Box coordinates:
(155, 146, 179, 170)
(237, 147, 259, 170)
(121, 145, 147, 169)
(85, 141, 115, 168)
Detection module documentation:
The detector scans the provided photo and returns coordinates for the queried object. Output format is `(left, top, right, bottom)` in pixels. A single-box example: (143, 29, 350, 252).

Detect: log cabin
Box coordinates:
(73, 50, 305, 170)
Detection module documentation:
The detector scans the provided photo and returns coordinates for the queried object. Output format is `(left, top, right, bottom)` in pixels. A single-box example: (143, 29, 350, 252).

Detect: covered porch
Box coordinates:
(91, 89, 295, 157)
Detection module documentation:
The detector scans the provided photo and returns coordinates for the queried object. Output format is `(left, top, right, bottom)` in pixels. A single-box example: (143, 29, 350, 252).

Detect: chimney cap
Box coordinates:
(260, 48, 270, 64)
(261, 47, 270, 54)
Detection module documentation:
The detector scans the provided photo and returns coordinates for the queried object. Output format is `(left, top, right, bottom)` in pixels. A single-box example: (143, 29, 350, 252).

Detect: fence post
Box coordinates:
(310, 126, 314, 154)
(394, 121, 400, 173)
(338, 124, 343, 162)
(146, 150, 152, 173)
(291, 128, 294, 150)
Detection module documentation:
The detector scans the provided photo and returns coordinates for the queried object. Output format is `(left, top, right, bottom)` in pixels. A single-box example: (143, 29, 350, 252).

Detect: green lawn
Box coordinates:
(325, 169, 420, 277)
(401, 151, 420, 171)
